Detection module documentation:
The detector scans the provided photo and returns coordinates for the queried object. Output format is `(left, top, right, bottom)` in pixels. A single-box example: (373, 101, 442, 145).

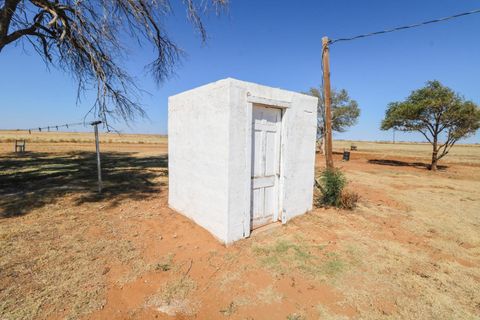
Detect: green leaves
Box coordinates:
(381, 102, 425, 131)
(315, 169, 347, 207)
(381, 80, 480, 169)
(306, 87, 360, 136)
(381, 81, 478, 137)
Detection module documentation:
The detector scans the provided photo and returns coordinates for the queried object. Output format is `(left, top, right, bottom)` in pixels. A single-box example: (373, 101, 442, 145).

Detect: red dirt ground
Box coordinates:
(1, 142, 479, 319)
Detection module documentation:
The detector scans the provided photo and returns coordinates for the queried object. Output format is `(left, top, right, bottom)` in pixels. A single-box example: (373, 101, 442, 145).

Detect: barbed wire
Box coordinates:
(14, 122, 93, 134)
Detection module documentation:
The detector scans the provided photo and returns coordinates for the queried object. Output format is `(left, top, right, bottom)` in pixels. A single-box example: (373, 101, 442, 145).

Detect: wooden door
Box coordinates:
(251, 105, 282, 229)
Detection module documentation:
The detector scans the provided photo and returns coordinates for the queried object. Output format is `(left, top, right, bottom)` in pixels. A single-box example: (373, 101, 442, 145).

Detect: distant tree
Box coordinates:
(0, 0, 227, 125)
(381, 80, 480, 171)
(307, 87, 360, 153)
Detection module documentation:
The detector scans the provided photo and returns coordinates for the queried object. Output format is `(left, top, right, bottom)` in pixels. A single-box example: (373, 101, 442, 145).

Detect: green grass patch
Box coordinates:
(252, 238, 347, 280)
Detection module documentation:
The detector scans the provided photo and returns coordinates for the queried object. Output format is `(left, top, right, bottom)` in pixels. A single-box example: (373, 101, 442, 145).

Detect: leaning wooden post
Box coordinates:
(90, 121, 103, 193)
(322, 36, 334, 170)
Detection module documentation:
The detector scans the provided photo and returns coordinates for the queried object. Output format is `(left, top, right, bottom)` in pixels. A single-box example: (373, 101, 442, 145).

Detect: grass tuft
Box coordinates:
(155, 253, 175, 272)
(287, 313, 306, 320)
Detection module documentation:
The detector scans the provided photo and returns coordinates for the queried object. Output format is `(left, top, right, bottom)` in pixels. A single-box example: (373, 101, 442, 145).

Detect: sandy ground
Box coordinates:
(0, 137, 479, 320)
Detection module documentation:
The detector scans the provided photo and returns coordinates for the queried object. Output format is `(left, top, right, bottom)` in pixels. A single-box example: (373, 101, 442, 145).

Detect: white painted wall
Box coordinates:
(168, 80, 230, 241)
(169, 78, 318, 244)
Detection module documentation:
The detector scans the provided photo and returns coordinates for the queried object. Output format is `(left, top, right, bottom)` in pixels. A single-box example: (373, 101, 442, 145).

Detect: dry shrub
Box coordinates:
(340, 190, 359, 210)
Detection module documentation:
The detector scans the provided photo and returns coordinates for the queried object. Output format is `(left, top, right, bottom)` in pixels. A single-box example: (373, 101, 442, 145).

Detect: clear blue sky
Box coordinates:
(1, 0, 479, 143)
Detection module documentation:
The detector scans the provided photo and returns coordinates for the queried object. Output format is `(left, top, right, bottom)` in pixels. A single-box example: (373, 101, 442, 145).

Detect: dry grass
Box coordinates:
(287, 313, 307, 320)
(0, 148, 168, 319)
(0, 140, 479, 319)
(146, 276, 197, 316)
(0, 130, 167, 144)
(336, 140, 480, 165)
(0, 199, 144, 319)
(257, 285, 283, 304)
(317, 158, 480, 318)
(219, 301, 237, 316)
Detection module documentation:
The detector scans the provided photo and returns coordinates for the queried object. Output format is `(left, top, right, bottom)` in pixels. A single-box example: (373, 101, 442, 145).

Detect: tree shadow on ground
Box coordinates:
(368, 159, 447, 171)
(0, 151, 168, 218)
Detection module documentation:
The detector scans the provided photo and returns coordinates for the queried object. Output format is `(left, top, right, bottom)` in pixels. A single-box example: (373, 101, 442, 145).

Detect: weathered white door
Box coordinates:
(251, 105, 282, 229)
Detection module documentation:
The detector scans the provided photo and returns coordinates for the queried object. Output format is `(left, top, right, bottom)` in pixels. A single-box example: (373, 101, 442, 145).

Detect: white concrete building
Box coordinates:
(168, 78, 318, 244)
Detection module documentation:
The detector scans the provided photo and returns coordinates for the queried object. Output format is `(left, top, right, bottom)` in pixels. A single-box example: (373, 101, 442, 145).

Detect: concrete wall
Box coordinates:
(169, 78, 317, 244)
(281, 92, 318, 217)
(168, 80, 230, 241)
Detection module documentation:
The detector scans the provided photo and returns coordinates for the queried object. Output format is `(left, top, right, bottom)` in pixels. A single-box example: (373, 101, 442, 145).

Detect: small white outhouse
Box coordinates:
(168, 78, 318, 243)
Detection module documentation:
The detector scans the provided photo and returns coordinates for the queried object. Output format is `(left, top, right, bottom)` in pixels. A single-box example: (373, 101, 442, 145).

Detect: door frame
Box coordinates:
(244, 93, 291, 237)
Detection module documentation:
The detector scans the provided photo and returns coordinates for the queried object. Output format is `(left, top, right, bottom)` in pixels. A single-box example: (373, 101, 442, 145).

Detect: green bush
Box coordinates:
(315, 168, 358, 209)
(316, 168, 346, 207)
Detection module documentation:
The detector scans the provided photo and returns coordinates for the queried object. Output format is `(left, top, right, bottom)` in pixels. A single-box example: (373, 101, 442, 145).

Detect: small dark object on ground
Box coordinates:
(343, 151, 350, 161)
(350, 145, 357, 151)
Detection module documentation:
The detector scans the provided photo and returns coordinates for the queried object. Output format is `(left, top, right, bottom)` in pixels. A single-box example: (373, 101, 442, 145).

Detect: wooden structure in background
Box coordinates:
(14, 140, 26, 153)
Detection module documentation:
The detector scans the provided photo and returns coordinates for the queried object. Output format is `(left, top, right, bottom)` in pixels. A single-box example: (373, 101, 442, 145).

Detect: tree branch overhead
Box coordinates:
(0, 0, 227, 123)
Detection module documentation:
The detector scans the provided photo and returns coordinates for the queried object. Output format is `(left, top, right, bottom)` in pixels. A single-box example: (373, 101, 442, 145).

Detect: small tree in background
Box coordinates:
(381, 80, 480, 171)
(306, 88, 360, 153)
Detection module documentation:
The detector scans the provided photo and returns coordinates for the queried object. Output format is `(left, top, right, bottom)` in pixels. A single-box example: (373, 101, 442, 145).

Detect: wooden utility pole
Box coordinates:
(322, 36, 334, 170)
(91, 121, 103, 193)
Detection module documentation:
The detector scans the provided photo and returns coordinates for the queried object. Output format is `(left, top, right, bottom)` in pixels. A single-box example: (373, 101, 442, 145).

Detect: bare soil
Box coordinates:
(1, 137, 479, 319)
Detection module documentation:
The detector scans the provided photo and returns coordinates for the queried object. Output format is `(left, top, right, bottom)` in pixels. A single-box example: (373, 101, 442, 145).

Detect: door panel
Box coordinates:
(252, 176, 275, 189)
(265, 131, 277, 176)
(251, 105, 281, 229)
(252, 130, 263, 177)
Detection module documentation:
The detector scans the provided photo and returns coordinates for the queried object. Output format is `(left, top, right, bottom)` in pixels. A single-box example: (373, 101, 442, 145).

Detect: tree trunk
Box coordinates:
(431, 153, 438, 171)
(0, 0, 22, 52)
(430, 141, 438, 171)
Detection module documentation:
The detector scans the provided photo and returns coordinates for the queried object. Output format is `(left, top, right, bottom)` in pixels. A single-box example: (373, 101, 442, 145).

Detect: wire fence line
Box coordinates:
(12, 122, 87, 134)
(9, 120, 113, 134)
